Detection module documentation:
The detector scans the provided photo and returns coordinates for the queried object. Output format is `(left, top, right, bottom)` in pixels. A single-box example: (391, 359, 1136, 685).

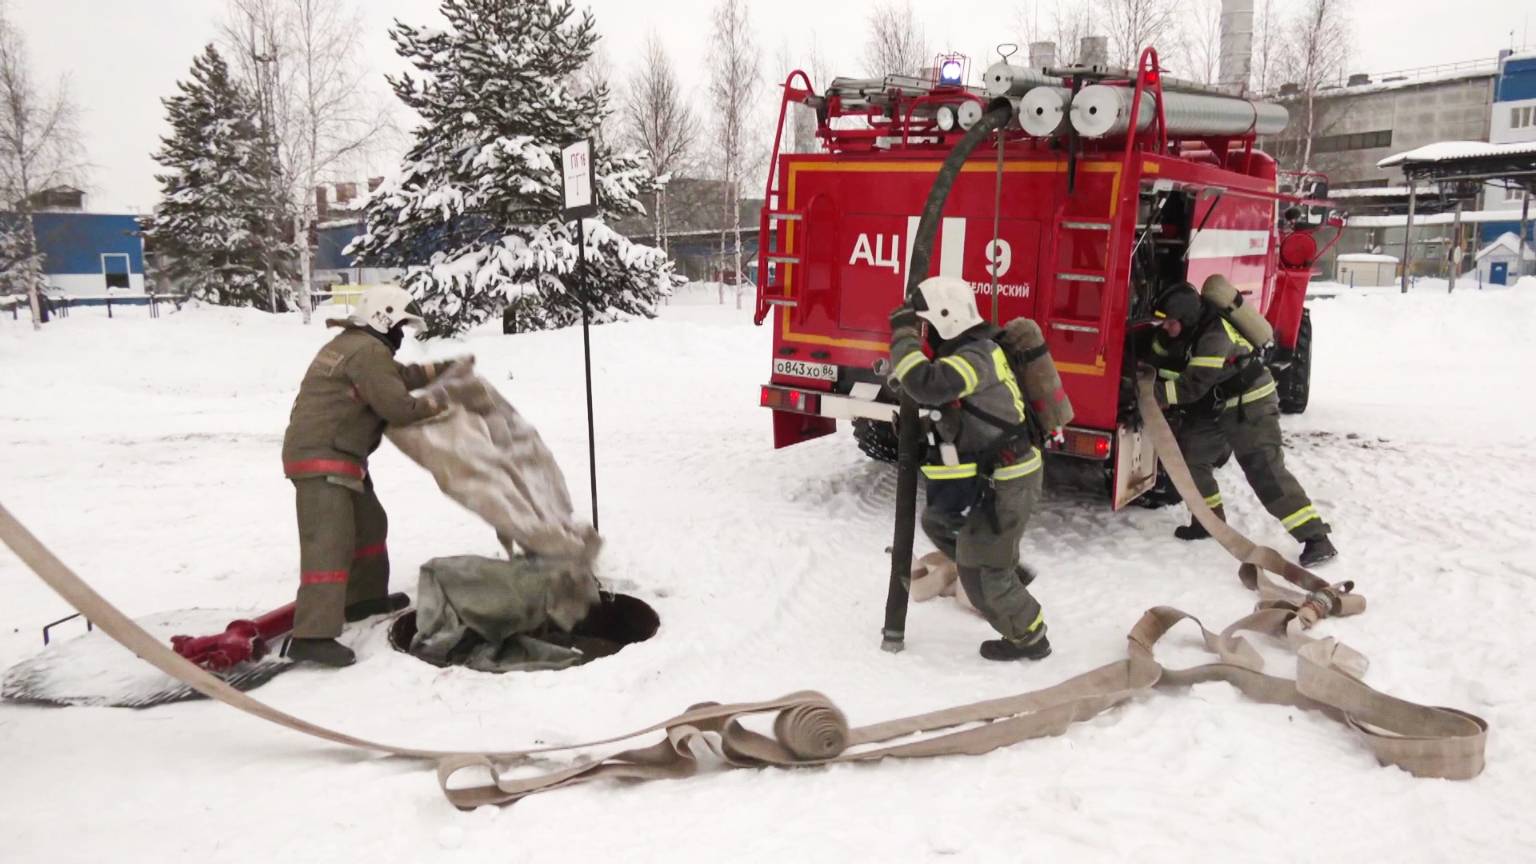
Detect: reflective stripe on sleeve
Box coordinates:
(1187, 356, 1227, 368)
(1164, 379, 1179, 404)
(939, 356, 980, 396)
(894, 352, 925, 380)
(1157, 368, 1182, 380)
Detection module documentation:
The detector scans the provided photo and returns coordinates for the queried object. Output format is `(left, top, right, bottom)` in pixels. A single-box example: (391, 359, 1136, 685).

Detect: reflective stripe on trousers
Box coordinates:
(921, 447, 1043, 482)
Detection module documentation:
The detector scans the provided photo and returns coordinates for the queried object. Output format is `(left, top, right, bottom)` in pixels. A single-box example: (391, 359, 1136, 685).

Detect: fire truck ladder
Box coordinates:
(755, 70, 817, 326)
(1047, 48, 1171, 362)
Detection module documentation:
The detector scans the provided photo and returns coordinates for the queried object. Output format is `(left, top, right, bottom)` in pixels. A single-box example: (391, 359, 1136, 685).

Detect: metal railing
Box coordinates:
(4, 292, 190, 320)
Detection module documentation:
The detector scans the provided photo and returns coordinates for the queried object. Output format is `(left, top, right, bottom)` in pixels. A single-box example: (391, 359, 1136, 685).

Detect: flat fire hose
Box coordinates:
(0, 384, 1488, 806)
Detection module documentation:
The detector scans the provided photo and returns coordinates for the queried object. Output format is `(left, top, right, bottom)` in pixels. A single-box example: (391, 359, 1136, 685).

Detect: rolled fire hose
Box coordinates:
(884, 100, 1017, 651)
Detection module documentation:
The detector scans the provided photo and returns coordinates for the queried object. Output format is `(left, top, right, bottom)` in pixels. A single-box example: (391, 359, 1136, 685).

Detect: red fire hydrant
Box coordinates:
(170, 604, 296, 671)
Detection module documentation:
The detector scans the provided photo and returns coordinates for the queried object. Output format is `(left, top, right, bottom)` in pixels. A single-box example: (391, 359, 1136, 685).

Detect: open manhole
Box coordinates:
(388, 593, 659, 671)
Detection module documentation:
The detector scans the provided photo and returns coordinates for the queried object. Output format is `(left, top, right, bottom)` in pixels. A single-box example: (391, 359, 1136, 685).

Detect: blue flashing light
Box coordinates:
(939, 58, 964, 86)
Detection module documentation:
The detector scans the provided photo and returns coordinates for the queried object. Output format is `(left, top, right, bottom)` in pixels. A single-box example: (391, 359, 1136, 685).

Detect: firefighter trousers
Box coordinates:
(1176, 396, 1329, 541)
(292, 476, 391, 639)
(920, 469, 1044, 641)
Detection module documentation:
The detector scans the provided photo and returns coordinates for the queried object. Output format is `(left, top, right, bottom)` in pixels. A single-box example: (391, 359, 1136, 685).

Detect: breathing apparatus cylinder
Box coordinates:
(997, 318, 1075, 433)
(1201, 274, 1274, 348)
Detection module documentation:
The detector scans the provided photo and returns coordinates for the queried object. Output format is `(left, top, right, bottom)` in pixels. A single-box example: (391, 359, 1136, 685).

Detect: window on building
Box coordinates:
(1278, 129, 1393, 155)
(1516, 106, 1536, 129)
(1527, 106, 1535, 127)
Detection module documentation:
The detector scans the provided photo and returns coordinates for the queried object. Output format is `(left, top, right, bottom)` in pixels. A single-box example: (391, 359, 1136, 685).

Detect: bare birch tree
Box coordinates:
(223, 0, 392, 324)
(707, 0, 760, 307)
(624, 33, 696, 251)
(1252, 0, 1281, 94)
(773, 37, 826, 155)
(1105, 0, 1178, 69)
(1174, 0, 1224, 85)
(1014, 0, 1097, 66)
(1280, 0, 1351, 171)
(0, 4, 84, 330)
(575, 43, 621, 146)
(863, 1, 929, 78)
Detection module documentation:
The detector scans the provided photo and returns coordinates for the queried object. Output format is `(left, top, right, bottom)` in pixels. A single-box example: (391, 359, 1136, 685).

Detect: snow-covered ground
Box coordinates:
(2, 284, 1535, 863)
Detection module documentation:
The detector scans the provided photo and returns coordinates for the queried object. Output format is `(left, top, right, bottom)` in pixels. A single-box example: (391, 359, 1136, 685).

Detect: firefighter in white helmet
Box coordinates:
(889, 276, 1050, 661)
(279, 285, 472, 667)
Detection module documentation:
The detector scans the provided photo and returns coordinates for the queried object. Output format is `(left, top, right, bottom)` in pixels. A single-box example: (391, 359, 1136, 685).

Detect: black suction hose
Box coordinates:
(882, 100, 1016, 652)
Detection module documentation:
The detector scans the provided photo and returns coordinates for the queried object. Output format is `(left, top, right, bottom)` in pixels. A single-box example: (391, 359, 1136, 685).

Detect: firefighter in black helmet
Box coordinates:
(1145, 282, 1338, 567)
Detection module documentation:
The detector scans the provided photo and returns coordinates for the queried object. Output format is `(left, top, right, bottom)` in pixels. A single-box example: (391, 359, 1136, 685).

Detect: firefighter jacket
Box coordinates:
(1150, 316, 1277, 412)
(891, 325, 1043, 482)
(282, 325, 446, 485)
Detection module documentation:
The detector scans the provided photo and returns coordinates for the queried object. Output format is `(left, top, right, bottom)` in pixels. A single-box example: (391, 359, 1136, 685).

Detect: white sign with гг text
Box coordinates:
(561, 140, 597, 217)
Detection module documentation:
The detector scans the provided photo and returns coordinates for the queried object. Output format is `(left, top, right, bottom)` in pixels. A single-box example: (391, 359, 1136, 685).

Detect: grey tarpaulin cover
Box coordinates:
(411, 555, 600, 672)
(385, 368, 601, 671)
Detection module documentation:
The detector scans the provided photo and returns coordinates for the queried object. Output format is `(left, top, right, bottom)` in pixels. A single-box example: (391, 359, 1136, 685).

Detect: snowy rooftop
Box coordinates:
(1346, 208, 1531, 227)
(1476, 231, 1536, 260)
(1264, 57, 1498, 101)
(1336, 252, 1401, 263)
(1329, 186, 1436, 200)
(1378, 140, 1536, 168)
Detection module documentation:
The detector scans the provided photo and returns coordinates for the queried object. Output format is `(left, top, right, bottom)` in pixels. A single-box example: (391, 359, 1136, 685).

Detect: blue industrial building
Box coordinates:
(4, 187, 146, 295)
(1478, 50, 1536, 246)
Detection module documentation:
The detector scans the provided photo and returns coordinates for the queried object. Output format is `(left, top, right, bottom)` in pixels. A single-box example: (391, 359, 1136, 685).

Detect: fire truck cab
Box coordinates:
(755, 52, 1339, 509)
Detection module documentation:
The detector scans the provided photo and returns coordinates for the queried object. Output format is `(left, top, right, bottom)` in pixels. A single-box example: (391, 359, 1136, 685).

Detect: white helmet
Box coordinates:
(914, 276, 984, 340)
(353, 285, 426, 334)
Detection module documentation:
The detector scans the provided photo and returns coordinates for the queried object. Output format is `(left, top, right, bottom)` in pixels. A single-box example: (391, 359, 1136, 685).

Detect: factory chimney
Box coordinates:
(1218, 0, 1255, 94)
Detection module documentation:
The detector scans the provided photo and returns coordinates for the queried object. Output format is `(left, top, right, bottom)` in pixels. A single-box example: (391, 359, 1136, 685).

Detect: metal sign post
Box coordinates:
(562, 139, 601, 531)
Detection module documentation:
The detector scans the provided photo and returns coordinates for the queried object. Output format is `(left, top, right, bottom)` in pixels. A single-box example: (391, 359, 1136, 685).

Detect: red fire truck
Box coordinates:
(755, 51, 1339, 508)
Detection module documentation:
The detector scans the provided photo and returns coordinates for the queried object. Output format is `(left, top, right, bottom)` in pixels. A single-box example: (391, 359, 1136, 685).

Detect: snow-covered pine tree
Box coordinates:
(349, 0, 674, 337)
(141, 45, 290, 310)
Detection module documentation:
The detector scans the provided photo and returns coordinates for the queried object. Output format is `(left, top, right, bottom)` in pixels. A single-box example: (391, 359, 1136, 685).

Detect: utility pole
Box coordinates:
(1400, 184, 1416, 294)
(1521, 189, 1532, 278)
(1448, 198, 1463, 293)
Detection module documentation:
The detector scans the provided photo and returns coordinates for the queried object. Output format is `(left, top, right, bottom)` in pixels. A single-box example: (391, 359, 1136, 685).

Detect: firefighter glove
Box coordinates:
(889, 305, 919, 333)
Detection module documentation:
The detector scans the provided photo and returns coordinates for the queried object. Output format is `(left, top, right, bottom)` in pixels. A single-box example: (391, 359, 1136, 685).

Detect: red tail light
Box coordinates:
(1048, 428, 1113, 461)
(760, 386, 822, 415)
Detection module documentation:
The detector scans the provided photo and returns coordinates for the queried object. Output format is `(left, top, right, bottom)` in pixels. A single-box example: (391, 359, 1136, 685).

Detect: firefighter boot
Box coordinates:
(344, 592, 410, 622)
(980, 623, 1052, 661)
(1174, 506, 1225, 541)
(1300, 535, 1338, 568)
(284, 637, 356, 668)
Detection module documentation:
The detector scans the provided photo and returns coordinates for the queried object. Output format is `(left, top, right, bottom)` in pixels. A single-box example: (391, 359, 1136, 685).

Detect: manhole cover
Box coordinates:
(388, 593, 658, 670)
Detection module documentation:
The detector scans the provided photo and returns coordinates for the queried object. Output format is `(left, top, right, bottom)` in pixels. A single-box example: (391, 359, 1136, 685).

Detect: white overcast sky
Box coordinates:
(10, 0, 1536, 212)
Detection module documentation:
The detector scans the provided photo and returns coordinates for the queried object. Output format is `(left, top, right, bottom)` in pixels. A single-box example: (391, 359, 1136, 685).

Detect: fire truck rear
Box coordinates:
(754, 51, 1339, 508)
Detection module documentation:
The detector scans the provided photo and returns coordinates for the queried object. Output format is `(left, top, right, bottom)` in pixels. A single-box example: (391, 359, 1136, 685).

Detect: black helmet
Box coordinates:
(1152, 282, 1202, 331)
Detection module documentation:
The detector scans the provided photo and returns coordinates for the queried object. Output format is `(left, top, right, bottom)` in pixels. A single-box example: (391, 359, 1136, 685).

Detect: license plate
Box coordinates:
(773, 359, 838, 382)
